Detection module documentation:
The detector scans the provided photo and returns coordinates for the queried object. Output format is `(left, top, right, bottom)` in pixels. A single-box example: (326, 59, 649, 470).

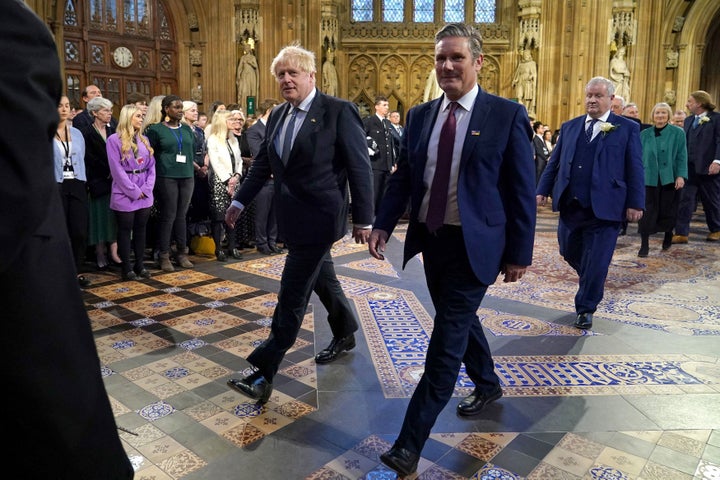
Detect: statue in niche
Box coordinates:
(423, 68, 443, 103)
(236, 38, 258, 107)
(322, 47, 339, 97)
(609, 46, 631, 100)
(665, 47, 679, 69)
(511, 49, 537, 115)
(664, 90, 676, 106)
(189, 49, 202, 66)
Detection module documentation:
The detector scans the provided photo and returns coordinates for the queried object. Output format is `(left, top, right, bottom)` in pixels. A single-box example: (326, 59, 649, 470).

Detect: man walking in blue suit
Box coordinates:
(368, 23, 536, 477)
(536, 76, 645, 330)
(225, 44, 374, 404)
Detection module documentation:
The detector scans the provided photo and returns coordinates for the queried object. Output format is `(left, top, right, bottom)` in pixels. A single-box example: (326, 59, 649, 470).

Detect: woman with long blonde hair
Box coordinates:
(106, 104, 156, 280)
(206, 109, 243, 260)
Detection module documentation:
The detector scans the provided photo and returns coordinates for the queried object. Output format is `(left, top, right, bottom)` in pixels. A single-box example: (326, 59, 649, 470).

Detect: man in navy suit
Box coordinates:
(537, 76, 644, 330)
(672, 90, 720, 243)
(1, 2, 132, 477)
(368, 23, 536, 477)
(244, 97, 283, 255)
(225, 44, 374, 404)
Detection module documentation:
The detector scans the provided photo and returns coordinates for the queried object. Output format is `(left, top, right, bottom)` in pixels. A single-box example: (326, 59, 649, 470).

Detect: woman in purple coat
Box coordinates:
(107, 105, 156, 280)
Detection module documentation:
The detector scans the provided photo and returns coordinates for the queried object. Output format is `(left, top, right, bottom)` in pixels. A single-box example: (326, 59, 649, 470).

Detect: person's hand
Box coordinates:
(709, 162, 720, 175)
(353, 226, 371, 244)
(501, 264, 526, 283)
(368, 229, 389, 260)
(225, 204, 243, 228)
(536, 195, 547, 207)
(626, 208, 643, 222)
(675, 177, 685, 190)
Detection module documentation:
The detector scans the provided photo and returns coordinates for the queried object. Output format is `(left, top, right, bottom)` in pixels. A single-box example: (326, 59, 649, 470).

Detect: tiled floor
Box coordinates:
(83, 208, 720, 479)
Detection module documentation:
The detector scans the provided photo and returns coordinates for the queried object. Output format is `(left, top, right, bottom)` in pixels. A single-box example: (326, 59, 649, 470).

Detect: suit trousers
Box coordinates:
(248, 242, 357, 381)
(372, 169, 390, 215)
(253, 180, 278, 248)
(396, 225, 498, 455)
(558, 203, 621, 314)
(674, 173, 720, 235)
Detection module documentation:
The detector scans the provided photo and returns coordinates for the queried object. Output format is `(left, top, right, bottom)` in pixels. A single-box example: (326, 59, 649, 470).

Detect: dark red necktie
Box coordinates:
(426, 101, 459, 233)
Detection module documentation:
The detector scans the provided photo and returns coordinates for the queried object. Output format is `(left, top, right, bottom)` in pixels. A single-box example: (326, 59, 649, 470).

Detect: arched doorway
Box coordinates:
(60, 0, 178, 114)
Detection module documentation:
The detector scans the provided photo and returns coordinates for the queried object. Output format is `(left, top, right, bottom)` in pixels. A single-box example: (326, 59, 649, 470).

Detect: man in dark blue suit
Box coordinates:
(368, 23, 536, 477)
(225, 44, 374, 404)
(672, 90, 720, 243)
(2, 2, 132, 477)
(364, 95, 396, 215)
(537, 76, 644, 330)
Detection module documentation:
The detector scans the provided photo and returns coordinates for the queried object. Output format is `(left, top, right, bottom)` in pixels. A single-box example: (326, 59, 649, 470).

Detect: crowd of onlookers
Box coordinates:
(59, 84, 288, 286)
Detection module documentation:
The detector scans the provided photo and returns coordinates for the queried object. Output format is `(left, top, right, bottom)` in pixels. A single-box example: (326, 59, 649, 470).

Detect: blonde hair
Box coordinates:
(181, 100, 198, 127)
(650, 102, 673, 120)
(270, 43, 316, 78)
(117, 105, 153, 159)
(209, 109, 233, 142)
(141, 95, 165, 132)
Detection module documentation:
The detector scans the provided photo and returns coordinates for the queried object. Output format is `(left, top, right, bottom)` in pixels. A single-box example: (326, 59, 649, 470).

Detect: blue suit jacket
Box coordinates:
(374, 88, 537, 285)
(235, 89, 374, 245)
(536, 112, 645, 221)
(684, 111, 720, 174)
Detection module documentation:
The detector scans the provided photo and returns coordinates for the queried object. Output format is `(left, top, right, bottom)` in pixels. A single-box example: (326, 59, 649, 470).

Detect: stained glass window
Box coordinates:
(383, 0, 403, 22)
(352, 0, 373, 22)
(444, 0, 464, 23)
(414, 0, 433, 22)
(475, 0, 496, 23)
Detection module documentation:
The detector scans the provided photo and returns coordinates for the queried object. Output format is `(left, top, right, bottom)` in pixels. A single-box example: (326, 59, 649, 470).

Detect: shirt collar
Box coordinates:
(586, 111, 611, 124)
(291, 88, 316, 114)
(441, 84, 479, 114)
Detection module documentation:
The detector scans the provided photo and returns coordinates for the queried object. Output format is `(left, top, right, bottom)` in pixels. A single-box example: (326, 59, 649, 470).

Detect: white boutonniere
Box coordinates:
(699, 116, 710, 125)
(598, 122, 619, 137)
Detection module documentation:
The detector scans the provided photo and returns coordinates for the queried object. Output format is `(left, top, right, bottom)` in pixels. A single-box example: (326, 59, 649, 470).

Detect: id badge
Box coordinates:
(63, 169, 75, 180)
(176, 154, 186, 163)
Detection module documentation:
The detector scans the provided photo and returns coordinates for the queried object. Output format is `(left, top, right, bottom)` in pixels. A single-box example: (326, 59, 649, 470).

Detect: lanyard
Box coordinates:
(56, 125, 71, 165)
(167, 124, 183, 153)
(226, 138, 237, 174)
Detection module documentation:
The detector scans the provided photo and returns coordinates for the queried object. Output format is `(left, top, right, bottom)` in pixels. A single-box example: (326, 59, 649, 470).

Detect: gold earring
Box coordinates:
(164, 115, 170, 122)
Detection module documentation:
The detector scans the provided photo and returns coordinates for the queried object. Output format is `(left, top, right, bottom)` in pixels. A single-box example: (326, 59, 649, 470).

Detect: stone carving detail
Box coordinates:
(665, 47, 678, 69)
(672, 16, 685, 33)
(188, 12, 199, 32)
(189, 49, 202, 66)
(342, 23, 509, 42)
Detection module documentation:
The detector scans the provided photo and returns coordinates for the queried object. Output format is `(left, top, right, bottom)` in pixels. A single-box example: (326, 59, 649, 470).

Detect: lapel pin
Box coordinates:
(310, 118, 316, 123)
(471, 130, 480, 136)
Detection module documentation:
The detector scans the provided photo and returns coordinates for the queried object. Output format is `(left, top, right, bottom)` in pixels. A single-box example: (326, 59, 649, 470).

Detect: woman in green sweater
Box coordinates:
(145, 95, 196, 271)
(638, 102, 688, 257)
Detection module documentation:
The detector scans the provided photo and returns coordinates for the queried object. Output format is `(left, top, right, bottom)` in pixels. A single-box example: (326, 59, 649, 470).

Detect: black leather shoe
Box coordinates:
(457, 385, 503, 417)
(574, 312, 593, 330)
(231, 248, 244, 260)
(227, 371, 273, 404)
(380, 445, 419, 477)
(122, 271, 138, 281)
(136, 269, 152, 279)
(315, 334, 356, 364)
(216, 250, 227, 262)
(77, 275, 91, 288)
(257, 245, 274, 255)
(270, 245, 286, 254)
(637, 245, 649, 257)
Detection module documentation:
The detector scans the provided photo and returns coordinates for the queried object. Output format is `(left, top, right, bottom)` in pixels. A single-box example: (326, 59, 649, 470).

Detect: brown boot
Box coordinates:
(176, 248, 194, 268)
(159, 252, 174, 272)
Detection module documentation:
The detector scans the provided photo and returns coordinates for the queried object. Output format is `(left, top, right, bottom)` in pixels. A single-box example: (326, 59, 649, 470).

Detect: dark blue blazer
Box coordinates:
(684, 111, 720, 174)
(374, 87, 537, 285)
(235, 89, 374, 245)
(537, 112, 645, 221)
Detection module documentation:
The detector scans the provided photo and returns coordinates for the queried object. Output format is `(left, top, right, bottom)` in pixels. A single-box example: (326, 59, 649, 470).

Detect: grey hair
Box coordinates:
(650, 102, 673, 119)
(435, 23, 484, 59)
(87, 96, 113, 113)
(614, 95, 626, 107)
(270, 43, 316, 77)
(586, 76, 615, 96)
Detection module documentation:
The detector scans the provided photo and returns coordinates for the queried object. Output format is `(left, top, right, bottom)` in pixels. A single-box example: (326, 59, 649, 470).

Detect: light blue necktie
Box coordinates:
(281, 108, 298, 163)
(692, 115, 700, 129)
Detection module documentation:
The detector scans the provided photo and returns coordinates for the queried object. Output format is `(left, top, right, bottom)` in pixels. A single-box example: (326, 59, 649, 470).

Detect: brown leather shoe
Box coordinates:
(671, 235, 688, 244)
(707, 231, 720, 242)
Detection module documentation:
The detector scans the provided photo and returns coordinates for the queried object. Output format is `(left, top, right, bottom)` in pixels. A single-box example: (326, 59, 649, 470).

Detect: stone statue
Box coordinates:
(236, 39, 258, 108)
(665, 47, 678, 69)
(322, 48, 339, 97)
(511, 49, 537, 115)
(609, 46, 631, 100)
(423, 68, 443, 102)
